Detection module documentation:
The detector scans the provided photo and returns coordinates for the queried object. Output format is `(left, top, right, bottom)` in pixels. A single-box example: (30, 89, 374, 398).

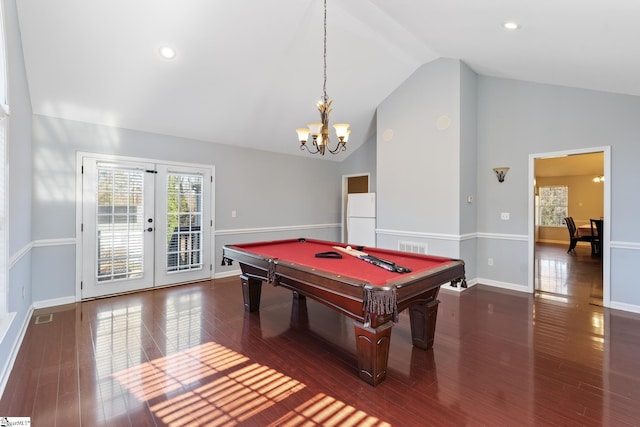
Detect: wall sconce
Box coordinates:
(493, 167, 510, 183)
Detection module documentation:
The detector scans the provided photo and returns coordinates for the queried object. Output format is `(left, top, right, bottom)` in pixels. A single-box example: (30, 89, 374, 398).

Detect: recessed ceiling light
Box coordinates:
(159, 46, 176, 60)
(503, 22, 520, 30)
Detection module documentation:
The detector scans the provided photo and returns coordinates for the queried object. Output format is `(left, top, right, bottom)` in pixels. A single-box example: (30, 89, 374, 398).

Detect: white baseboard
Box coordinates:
(0, 305, 33, 399)
(475, 278, 529, 293)
(33, 296, 76, 310)
(440, 277, 478, 293)
(610, 301, 640, 314)
(214, 269, 242, 280)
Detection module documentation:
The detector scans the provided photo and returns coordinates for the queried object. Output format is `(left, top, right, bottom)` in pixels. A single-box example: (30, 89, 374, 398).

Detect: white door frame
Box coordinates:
(75, 152, 215, 301)
(527, 146, 610, 307)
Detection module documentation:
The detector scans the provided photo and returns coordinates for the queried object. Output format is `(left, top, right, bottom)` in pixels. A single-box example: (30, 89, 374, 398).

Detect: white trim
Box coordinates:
(459, 233, 477, 241)
(33, 296, 76, 310)
(528, 146, 611, 307)
(9, 239, 77, 269)
(476, 232, 528, 241)
(33, 238, 75, 247)
(75, 154, 83, 301)
(440, 277, 479, 293)
(377, 228, 462, 241)
(477, 278, 529, 293)
(0, 115, 7, 316)
(0, 306, 33, 399)
(214, 269, 242, 280)
(376, 229, 528, 242)
(215, 223, 340, 236)
(8, 241, 33, 269)
(609, 301, 640, 314)
(76, 151, 213, 171)
(609, 241, 640, 250)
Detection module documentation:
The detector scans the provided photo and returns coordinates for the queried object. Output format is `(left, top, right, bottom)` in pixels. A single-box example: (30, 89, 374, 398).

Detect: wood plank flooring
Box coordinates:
(1, 243, 639, 426)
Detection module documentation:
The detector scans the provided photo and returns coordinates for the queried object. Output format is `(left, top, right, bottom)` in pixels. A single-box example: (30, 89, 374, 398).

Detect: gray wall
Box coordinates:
(31, 115, 344, 301)
(476, 76, 640, 307)
(2, 0, 33, 391)
(459, 62, 478, 280)
(374, 58, 640, 310)
(339, 133, 377, 193)
(376, 59, 470, 261)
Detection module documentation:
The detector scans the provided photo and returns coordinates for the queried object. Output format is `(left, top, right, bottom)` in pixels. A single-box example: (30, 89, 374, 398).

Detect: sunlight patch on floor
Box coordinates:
(112, 341, 390, 426)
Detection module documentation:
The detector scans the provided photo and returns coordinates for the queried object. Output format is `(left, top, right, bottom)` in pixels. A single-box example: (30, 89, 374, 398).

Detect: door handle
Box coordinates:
(146, 227, 153, 232)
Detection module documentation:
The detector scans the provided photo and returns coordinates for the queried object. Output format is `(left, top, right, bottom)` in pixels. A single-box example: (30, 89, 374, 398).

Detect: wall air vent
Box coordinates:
(398, 241, 427, 254)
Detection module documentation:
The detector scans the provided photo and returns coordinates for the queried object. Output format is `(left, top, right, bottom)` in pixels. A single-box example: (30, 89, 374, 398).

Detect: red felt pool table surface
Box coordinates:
(229, 238, 456, 287)
(222, 238, 466, 386)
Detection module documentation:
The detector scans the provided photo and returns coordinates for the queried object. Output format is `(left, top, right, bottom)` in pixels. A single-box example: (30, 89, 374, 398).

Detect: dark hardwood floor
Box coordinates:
(1, 243, 639, 426)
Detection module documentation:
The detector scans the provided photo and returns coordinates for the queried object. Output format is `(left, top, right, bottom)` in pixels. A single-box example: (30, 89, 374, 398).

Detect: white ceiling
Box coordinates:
(535, 152, 604, 177)
(15, 1, 640, 160)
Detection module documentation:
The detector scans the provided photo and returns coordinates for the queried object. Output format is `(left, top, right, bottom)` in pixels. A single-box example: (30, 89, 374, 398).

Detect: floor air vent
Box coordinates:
(399, 241, 427, 254)
(35, 313, 53, 324)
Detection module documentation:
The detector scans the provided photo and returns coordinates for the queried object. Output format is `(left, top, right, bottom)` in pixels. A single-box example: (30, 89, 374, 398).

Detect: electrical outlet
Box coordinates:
(488, 258, 494, 266)
(231, 210, 237, 218)
(501, 212, 510, 220)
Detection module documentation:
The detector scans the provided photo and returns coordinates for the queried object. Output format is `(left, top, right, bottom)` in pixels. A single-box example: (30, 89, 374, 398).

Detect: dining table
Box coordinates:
(577, 223, 595, 237)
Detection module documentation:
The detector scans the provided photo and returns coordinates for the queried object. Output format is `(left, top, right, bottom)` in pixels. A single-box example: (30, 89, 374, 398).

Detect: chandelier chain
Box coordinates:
(323, 0, 327, 101)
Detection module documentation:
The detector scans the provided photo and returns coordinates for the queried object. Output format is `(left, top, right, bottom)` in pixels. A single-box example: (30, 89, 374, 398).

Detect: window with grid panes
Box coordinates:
(539, 186, 568, 227)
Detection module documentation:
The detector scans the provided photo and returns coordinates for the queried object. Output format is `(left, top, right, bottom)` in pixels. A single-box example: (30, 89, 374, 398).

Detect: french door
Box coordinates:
(81, 157, 212, 299)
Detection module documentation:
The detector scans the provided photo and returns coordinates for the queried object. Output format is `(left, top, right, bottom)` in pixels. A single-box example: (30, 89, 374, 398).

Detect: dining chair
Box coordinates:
(590, 218, 603, 257)
(565, 216, 593, 254)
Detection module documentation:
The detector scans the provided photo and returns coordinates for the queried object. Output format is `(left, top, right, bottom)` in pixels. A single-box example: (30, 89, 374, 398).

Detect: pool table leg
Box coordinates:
(354, 322, 393, 386)
(289, 292, 309, 329)
(409, 298, 440, 350)
(240, 274, 262, 312)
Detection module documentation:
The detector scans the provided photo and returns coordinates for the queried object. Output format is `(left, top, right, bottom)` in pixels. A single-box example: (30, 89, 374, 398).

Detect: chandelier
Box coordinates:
(296, 0, 350, 155)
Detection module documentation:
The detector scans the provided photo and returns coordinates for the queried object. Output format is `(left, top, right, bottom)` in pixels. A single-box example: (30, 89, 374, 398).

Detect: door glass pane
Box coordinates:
(166, 173, 203, 273)
(96, 166, 145, 282)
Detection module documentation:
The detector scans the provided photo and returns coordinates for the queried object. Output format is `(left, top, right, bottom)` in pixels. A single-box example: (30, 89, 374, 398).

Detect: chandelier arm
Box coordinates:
(300, 141, 321, 154)
(326, 141, 346, 154)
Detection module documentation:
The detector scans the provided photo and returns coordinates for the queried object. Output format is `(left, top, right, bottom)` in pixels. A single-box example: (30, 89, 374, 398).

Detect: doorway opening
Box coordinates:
(341, 174, 370, 242)
(528, 147, 610, 307)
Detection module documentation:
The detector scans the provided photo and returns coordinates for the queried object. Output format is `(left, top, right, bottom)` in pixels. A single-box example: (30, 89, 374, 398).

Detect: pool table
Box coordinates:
(222, 238, 466, 386)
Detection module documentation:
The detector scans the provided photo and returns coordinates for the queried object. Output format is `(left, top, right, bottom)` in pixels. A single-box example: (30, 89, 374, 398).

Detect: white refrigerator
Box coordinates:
(347, 192, 376, 247)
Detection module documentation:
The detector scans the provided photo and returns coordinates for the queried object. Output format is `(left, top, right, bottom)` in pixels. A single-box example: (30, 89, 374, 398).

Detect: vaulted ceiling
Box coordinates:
(15, 1, 640, 160)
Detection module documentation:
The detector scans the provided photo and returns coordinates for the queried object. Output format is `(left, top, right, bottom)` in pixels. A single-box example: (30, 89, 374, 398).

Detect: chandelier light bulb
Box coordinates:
(296, 128, 310, 143)
(333, 123, 350, 141)
(307, 123, 323, 137)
